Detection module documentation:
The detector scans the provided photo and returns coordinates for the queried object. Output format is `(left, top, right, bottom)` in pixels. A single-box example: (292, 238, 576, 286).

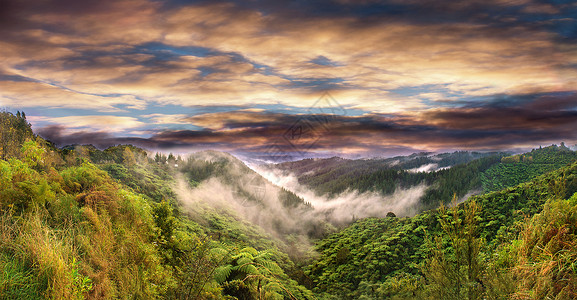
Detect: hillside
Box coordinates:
(269, 152, 504, 208)
(481, 143, 577, 192)
(2, 110, 577, 300)
(274, 151, 498, 177)
(0, 111, 316, 299)
(268, 148, 576, 214)
(305, 159, 577, 299)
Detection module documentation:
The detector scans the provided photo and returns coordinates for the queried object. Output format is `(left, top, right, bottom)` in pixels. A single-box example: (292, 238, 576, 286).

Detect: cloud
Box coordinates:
(0, 79, 146, 111)
(187, 111, 296, 131)
(34, 91, 577, 157)
(143, 114, 190, 125)
(1, 0, 575, 114)
(36, 115, 145, 132)
(1, 0, 575, 157)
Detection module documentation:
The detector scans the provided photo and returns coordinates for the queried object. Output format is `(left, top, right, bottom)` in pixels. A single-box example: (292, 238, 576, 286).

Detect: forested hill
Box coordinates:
(482, 143, 577, 191)
(270, 152, 505, 207)
(268, 147, 576, 210)
(274, 151, 499, 177)
(305, 159, 577, 299)
(2, 110, 577, 300)
(0, 111, 317, 299)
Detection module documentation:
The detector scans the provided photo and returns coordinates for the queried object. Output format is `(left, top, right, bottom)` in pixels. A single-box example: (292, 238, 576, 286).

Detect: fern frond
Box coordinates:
(238, 263, 259, 275)
(214, 264, 233, 284)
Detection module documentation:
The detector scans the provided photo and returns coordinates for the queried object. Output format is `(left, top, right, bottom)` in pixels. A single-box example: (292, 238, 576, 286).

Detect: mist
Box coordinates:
(173, 152, 326, 244)
(172, 151, 430, 255)
(250, 164, 429, 222)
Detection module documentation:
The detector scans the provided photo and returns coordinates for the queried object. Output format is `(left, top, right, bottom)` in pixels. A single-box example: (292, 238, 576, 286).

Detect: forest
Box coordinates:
(1, 110, 577, 299)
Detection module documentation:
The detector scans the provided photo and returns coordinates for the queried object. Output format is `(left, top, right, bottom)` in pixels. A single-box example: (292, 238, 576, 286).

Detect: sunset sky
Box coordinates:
(1, 0, 576, 161)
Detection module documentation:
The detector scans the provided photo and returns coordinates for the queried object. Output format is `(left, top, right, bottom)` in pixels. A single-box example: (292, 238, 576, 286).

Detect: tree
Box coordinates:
(122, 147, 136, 167)
(215, 247, 293, 299)
(423, 196, 485, 300)
(0, 111, 31, 160)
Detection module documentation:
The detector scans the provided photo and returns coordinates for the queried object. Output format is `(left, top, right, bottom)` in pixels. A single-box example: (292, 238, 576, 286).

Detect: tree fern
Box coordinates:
(232, 251, 254, 261)
(214, 265, 233, 284)
(238, 263, 259, 275)
(240, 247, 258, 256)
(236, 256, 253, 267)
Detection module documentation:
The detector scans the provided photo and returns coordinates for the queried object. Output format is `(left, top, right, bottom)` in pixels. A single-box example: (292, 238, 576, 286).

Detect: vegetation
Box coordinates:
(2, 110, 577, 299)
(0, 111, 313, 299)
(274, 146, 576, 211)
(481, 143, 577, 192)
(305, 159, 577, 299)
(273, 152, 506, 208)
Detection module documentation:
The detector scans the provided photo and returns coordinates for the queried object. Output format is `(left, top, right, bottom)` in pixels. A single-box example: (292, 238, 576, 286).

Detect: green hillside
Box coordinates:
(305, 159, 577, 299)
(0, 111, 315, 299)
(481, 144, 577, 192)
(272, 152, 505, 208)
(2, 110, 577, 300)
(272, 147, 577, 212)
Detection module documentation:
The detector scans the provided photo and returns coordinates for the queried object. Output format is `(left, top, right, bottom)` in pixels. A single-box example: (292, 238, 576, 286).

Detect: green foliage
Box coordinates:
(276, 152, 505, 209)
(60, 162, 110, 194)
(508, 193, 577, 299)
(0, 158, 59, 212)
(0, 252, 43, 299)
(216, 247, 314, 300)
(0, 110, 34, 161)
(102, 162, 176, 202)
(69, 258, 92, 300)
(481, 145, 577, 192)
(0, 154, 174, 298)
(306, 160, 577, 299)
(422, 199, 484, 300)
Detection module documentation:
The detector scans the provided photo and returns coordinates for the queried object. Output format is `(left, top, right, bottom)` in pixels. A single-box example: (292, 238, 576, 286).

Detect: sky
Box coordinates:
(1, 0, 576, 162)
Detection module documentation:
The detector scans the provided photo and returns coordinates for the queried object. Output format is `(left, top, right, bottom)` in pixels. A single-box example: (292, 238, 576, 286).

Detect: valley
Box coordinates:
(1, 111, 577, 299)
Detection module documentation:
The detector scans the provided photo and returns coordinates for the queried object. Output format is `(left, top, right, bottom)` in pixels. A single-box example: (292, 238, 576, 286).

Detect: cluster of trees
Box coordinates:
(0, 111, 33, 160)
(0, 111, 315, 299)
(482, 144, 577, 192)
(305, 159, 577, 299)
(276, 153, 505, 209)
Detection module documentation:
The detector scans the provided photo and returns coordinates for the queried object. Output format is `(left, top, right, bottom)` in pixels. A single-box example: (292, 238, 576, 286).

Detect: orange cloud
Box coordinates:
(31, 115, 145, 133)
(0, 0, 574, 122)
(0, 80, 145, 111)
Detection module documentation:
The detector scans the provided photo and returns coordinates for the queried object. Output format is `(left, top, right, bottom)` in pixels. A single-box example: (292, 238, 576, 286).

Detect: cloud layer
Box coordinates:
(1, 0, 576, 157)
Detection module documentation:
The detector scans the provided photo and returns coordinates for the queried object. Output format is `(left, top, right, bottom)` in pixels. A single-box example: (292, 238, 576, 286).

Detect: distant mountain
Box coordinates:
(266, 148, 577, 212)
(274, 151, 497, 176)
(267, 151, 505, 209)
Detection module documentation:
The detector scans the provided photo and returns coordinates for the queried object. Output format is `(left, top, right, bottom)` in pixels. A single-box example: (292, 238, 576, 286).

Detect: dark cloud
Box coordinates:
(37, 125, 179, 149)
(0, 0, 111, 36)
(36, 91, 577, 158)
